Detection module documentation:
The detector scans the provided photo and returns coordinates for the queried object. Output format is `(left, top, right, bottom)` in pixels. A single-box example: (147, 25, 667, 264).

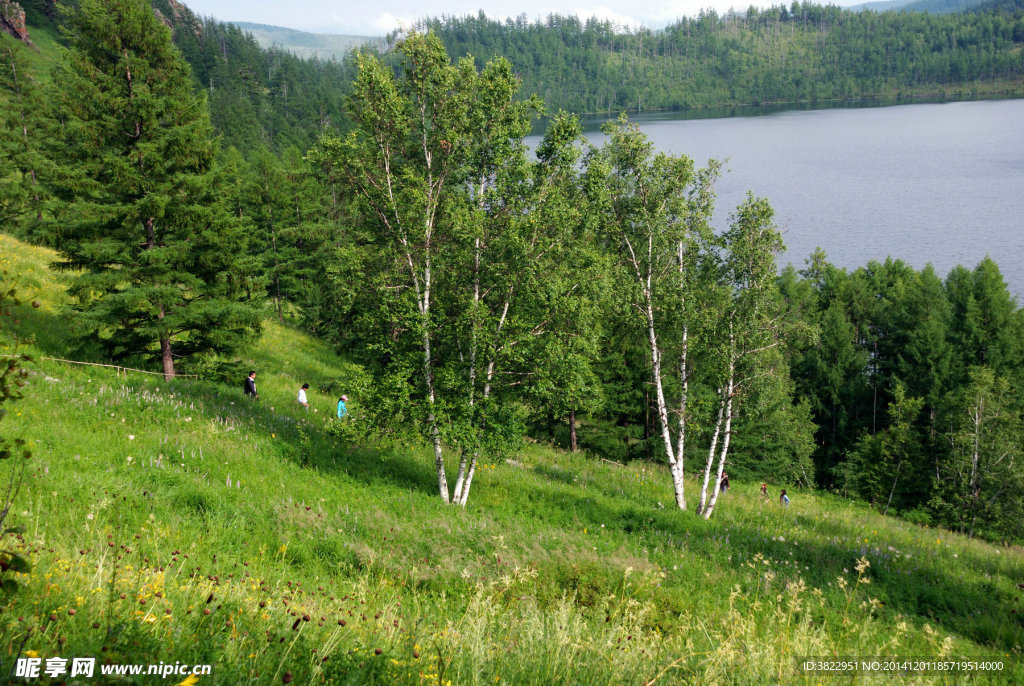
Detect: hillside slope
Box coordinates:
(233, 22, 382, 61)
(1, 232, 1022, 683)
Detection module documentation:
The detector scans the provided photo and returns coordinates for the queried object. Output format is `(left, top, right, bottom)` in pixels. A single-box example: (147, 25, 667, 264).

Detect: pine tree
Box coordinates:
(0, 37, 49, 239)
(46, 0, 262, 380)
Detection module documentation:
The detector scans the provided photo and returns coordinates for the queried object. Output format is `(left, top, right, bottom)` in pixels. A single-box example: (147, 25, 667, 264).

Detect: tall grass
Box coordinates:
(1, 233, 1021, 683)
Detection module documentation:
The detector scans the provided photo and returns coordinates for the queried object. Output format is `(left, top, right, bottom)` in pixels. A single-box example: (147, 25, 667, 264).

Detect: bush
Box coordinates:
(903, 507, 932, 526)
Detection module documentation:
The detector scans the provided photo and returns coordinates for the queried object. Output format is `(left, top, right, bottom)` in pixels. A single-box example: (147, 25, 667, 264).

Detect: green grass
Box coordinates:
(1, 232, 1022, 684)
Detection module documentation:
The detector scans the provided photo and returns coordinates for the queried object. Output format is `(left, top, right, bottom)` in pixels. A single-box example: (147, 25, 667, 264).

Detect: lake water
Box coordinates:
(534, 99, 1024, 298)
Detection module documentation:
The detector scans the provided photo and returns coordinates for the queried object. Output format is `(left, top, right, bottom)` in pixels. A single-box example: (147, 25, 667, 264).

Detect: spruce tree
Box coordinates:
(0, 38, 49, 239)
(47, 0, 261, 380)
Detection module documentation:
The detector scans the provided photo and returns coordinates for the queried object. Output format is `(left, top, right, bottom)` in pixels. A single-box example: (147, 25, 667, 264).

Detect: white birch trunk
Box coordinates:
(672, 239, 689, 510)
(697, 388, 726, 515)
(456, 453, 478, 506)
(420, 271, 449, 503)
(455, 285, 512, 507)
(452, 235, 483, 504)
(702, 363, 735, 520)
(672, 323, 688, 510)
(967, 397, 982, 538)
(646, 300, 677, 468)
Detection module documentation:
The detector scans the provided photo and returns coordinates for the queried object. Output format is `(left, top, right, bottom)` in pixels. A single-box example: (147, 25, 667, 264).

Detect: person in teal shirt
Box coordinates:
(337, 395, 348, 419)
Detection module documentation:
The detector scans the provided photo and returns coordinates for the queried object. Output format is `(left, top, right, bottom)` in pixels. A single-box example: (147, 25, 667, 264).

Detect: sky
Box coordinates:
(180, 0, 861, 35)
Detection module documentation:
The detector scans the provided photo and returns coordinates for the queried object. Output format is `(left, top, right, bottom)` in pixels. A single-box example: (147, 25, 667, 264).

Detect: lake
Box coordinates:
(534, 99, 1024, 298)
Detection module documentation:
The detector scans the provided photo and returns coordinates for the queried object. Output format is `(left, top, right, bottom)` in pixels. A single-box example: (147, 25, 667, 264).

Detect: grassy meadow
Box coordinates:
(1, 232, 1022, 684)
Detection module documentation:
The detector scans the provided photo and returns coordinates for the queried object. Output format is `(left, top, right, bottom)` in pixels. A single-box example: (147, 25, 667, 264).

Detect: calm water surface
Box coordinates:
(539, 99, 1024, 297)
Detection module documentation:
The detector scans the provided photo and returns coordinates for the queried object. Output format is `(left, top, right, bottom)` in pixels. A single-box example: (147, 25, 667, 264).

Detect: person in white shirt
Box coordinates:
(297, 383, 310, 409)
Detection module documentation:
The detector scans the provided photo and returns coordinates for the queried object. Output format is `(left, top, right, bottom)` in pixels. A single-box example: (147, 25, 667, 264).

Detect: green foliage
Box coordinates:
(2, 232, 1023, 682)
(946, 257, 1024, 383)
(0, 275, 31, 595)
(729, 356, 817, 484)
(0, 36, 50, 242)
(784, 252, 1023, 540)
(413, 5, 1024, 115)
(43, 0, 262, 378)
(931, 367, 1023, 540)
(315, 32, 604, 504)
(151, 0, 353, 157)
(842, 383, 926, 509)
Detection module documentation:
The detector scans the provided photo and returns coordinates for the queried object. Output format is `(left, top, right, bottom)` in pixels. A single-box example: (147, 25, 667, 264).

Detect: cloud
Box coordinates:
(371, 12, 417, 33)
(324, 11, 416, 35)
(573, 5, 643, 29)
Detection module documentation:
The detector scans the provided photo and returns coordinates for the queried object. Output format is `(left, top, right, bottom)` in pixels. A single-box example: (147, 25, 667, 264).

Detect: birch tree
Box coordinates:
(933, 368, 1022, 540)
(315, 33, 584, 505)
(586, 116, 720, 511)
(697, 194, 796, 519)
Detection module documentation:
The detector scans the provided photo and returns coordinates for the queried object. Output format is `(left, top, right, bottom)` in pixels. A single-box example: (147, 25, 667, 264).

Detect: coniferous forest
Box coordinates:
(413, 1, 1024, 113)
(1, 1, 1023, 682)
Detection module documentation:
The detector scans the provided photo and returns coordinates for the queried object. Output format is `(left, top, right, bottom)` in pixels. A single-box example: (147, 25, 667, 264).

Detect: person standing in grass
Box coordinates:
(760, 482, 769, 501)
(297, 383, 310, 409)
(337, 395, 348, 419)
(244, 370, 258, 399)
(780, 489, 790, 507)
(720, 472, 730, 494)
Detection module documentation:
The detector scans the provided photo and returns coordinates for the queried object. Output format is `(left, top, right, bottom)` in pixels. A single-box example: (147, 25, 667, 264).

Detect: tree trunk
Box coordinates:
(570, 409, 577, 453)
(645, 298, 677, 469)
(674, 321, 689, 510)
(155, 302, 174, 381)
(697, 392, 726, 515)
(422, 307, 449, 503)
(160, 337, 175, 381)
(883, 455, 903, 515)
(268, 200, 283, 322)
(967, 396, 982, 540)
(412, 241, 449, 503)
(453, 234, 483, 504)
(454, 294, 512, 507)
(673, 239, 690, 510)
(455, 452, 478, 506)
(703, 366, 735, 520)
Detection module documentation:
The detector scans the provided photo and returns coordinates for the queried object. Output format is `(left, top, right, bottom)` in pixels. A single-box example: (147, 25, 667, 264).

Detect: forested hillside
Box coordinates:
(1, 2, 1023, 680)
(234, 22, 381, 62)
(413, 3, 1024, 114)
(2, 0, 1022, 542)
(3, 232, 1021, 683)
(150, 0, 353, 155)
(3, 0, 353, 155)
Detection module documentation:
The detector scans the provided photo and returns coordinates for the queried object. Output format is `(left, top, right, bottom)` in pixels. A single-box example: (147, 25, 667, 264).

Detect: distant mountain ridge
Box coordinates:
(847, 0, 912, 10)
(233, 21, 382, 61)
(848, 0, 998, 11)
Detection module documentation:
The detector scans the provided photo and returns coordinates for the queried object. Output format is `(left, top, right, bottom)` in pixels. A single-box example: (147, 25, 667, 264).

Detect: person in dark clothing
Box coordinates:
(244, 371, 258, 399)
(720, 472, 730, 494)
